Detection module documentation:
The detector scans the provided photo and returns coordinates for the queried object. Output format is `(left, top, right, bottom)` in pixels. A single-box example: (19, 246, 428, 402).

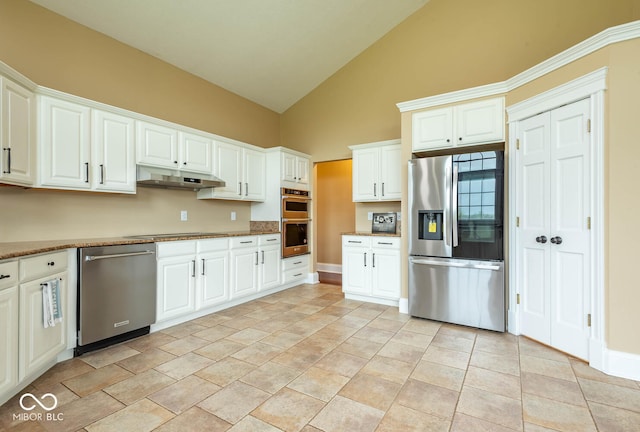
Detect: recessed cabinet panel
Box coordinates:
(180, 132, 213, 174)
(92, 110, 136, 193)
(0, 285, 18, 397)
(136, 121, 179, 169)
(1, 78, 34, 186)
(351, 143, 401, 202)
(39, 97, 91, 189)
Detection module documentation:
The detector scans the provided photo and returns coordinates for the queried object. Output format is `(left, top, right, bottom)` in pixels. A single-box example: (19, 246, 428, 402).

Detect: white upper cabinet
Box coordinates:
(179, 131, 213, 174)
(351, 140, 401, 202)
(92, 110, 136, 193)
(197, 140, 266, 201)
(39, 96, 92, 190)
(39, 96, 136, 193)
(0, 77, 35, 187)
(282, 150, 309, 188)
(136, 121, 179, 169)
(136, 122, 213, 174)
(412, 97, 505, 152)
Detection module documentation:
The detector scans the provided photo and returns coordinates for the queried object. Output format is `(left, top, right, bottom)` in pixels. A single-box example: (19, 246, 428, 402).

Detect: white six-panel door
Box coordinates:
(517, 98, 591, 360)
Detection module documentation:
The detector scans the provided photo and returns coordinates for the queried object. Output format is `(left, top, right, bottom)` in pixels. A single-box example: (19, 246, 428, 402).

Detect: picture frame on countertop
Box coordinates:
(372, 212, 397, 234)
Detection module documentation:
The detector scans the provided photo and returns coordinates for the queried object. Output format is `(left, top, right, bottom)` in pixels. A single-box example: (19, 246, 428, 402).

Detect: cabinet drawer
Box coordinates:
(283, 267, 308, 284)
(156, 241, 197, 258)
(198, 238, 229, 253)
(371, 237, 401, 249)
(342, 236, 371, 248)
(19, 251, 68, 282)
(259, 234, 281, 246)
(230, 236, 258, 248)
(0, 260, 19, 290)
(282, 255, 309, 271)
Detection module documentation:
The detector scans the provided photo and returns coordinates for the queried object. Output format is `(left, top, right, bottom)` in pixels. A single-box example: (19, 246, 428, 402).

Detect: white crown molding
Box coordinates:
(397, 20, 640, 113)
(0, 62, 37, 91)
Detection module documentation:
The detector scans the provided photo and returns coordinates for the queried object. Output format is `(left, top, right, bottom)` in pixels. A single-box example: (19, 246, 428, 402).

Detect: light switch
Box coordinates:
(367, 212, 373, 221)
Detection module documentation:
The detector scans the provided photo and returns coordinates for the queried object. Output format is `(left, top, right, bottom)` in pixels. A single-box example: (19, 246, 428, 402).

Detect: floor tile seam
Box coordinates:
(575, 372, 640, 395)
(576, 375, 640, 417)
(248, 386, 326, 431)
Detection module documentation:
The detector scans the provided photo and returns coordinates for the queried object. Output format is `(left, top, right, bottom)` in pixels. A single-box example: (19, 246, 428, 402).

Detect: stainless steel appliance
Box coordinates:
(281, 188, 310, 257)
(408, 150, 505, 331)
(136, 166, 225, 190)
(76, 244, 157, 355)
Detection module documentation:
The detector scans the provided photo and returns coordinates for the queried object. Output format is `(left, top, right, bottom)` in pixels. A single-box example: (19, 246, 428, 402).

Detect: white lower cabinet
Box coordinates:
(342, 235, 400, 305)
(230, 236, 259, 299)
(17, 251, 68, 382)
(282, 254, 310, 284)
(156, 241, 197, 322)
(259, 234, 281, 291)
(0, 261, 19, 399)
(197, 239, 230, 309)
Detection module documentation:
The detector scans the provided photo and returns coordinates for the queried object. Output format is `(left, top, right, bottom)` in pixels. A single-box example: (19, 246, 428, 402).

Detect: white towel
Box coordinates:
(42, 279, 63, 328)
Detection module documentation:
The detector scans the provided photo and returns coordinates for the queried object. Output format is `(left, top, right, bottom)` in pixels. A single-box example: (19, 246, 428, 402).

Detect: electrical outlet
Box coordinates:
(231, 211, 236, 221)
(367, 212, 373, 221)
(180, 210, 188, 221)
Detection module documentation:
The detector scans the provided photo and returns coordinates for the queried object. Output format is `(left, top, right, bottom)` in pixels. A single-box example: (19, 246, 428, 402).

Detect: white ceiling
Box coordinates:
(30, 0, 428, 113)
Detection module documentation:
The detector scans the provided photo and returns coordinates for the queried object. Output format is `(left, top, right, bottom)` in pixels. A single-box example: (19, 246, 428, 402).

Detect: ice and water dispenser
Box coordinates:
(418, 210, 443, 240)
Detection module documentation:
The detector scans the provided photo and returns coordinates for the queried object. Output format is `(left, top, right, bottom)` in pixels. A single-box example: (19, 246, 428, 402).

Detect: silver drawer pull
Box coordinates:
(377, 242, 393, 245)
(293, 273, 303, 277)
(348, 240, 362, 244)
(266, 238, 277, 242)
(240, 241, 253, 244)
(293, 261, 302, 265)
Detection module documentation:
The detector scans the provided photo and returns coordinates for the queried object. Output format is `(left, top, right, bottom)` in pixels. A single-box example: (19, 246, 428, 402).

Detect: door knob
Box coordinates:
(550, 236, 563, 244)
(535, 236, 547, 244)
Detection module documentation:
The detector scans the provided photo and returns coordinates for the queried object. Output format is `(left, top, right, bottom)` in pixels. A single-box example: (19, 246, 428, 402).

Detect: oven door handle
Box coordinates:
(282, 218, 311, 222)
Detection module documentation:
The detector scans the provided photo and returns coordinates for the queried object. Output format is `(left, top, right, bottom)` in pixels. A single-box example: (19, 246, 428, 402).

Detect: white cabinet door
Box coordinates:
(230, 248, 258, 299)
(212, 141, 242, 198)
(412, 106, 454, 151)
(456, 98, 505, 146)
(517, 98, 591, 361)
(342, 246, 370, 295)
(379, 145, 402, 200)
(180, 132, 212, 174)
(136, 121, 179, 169)
(92, 110, 136, 193)
(352, 148, 379, 201)
(19, 273, 66, 380)
(1, 78, 34, 186)
(244, 148, 266, 201)
(157, 256, 196, 321)
(295, 156, 310, 185)
(282, 152, 297, 183)
(0, 285, 18, 397)
(39, 96, 91, 189)
(259, 245, 281, 291)
(199, 250, 229, 309)
(371, 248, 400, 300)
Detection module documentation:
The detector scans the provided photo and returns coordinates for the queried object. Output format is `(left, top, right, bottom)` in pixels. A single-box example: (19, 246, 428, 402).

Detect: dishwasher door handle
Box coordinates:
(409, 257, 501, 271)
(85, 250, 155, 261)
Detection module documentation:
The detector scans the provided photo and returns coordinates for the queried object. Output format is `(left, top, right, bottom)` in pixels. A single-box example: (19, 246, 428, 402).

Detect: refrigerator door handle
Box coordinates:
(409, 257, 501, 271)
(444, 162, 452, 248)
(452, 164, 459, 248)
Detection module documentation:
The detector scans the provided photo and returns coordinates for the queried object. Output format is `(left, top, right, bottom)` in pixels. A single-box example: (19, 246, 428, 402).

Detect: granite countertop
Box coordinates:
(342, 232, 401, 238)
(0, 230, 280, 260)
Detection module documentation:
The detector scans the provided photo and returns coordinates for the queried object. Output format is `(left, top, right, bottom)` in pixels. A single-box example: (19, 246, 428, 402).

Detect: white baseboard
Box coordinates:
(602, 347, 640, 381)
(399, 298, 409, 315)
(306, 272, 320, 284)
(317, 262, 342, 274)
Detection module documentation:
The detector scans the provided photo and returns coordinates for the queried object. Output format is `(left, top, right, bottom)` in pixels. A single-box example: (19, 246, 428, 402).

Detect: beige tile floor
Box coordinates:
(2, 283, 640, 431)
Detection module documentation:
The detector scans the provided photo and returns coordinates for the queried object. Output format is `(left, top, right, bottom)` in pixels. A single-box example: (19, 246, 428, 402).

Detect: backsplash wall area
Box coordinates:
(0, 186, 251, 242)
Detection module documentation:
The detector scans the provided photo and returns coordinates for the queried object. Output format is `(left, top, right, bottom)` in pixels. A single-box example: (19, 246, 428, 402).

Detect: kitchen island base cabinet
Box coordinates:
(342, 235, 400, 306)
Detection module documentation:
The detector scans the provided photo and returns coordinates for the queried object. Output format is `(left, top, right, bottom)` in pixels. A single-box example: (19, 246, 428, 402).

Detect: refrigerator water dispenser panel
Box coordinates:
(418, 210, 443, 240)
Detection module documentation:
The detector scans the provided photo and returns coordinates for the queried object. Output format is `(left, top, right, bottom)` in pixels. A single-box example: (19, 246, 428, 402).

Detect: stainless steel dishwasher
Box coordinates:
(76, 243, 156, 355)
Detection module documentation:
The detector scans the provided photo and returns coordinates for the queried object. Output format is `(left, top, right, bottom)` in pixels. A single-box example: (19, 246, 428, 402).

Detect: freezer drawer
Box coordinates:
(409, 256, 505, 332)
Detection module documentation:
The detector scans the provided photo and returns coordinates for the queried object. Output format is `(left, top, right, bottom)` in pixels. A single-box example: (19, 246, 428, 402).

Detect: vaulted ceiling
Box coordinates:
(30, 0, 429, 113)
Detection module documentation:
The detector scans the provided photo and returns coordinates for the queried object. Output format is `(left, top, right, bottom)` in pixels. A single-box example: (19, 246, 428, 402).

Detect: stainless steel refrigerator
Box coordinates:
(408, 150, 505, 332)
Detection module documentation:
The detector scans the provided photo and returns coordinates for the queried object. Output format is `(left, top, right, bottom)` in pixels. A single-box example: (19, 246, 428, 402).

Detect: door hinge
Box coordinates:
(587, 313, 592, 327)
(587, 119, 591, 133)
(516, 139, 520, 150)
(587, 217, 591, 230)
(516, 217, 520, 227)
(516, 293, 520, 305)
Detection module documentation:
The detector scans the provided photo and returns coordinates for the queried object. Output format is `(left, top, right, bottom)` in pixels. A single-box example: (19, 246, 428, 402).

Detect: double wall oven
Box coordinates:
(281, 188, 310, 257)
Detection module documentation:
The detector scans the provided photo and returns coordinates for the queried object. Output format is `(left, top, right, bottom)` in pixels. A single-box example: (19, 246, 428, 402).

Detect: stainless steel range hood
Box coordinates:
(136, 166, 225, 191)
